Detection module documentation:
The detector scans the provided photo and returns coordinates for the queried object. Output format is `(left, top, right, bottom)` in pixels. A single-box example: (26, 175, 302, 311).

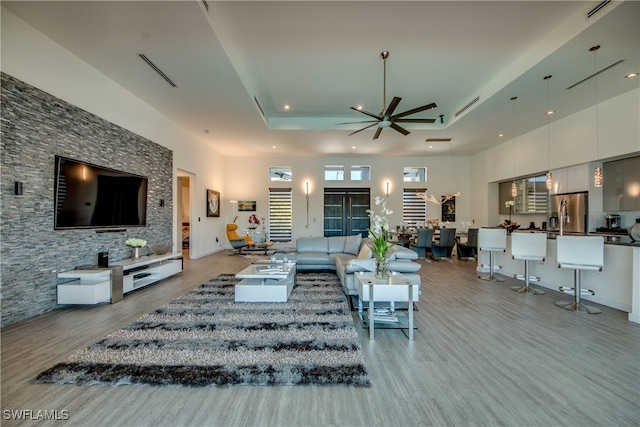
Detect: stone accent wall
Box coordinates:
(0, 73, 173, 327)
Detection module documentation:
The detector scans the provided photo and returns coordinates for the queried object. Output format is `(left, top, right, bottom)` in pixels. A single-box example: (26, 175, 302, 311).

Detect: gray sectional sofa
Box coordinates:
(277, 235, 422, 296)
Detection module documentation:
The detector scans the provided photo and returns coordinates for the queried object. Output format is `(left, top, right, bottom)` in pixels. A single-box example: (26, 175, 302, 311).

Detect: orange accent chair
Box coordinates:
(226, 224, 250, 255)
(226, 224, 274, 255)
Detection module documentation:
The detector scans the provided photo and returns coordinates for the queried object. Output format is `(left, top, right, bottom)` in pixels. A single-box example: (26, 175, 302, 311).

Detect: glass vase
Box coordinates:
(375, 256, 390, 280)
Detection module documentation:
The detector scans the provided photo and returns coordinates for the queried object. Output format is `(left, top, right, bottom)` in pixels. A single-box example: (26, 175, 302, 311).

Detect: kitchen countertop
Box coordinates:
(542, 231, 640, 246)
(590, 234, 640, 246)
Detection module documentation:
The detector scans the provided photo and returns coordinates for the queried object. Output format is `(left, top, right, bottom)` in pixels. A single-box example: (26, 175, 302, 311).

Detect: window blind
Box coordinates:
(403, 188, 428, 228)
(268, 188, 292, 242)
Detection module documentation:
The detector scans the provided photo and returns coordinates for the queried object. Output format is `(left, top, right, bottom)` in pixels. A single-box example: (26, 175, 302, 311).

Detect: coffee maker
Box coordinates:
(605, 214, 621, 230)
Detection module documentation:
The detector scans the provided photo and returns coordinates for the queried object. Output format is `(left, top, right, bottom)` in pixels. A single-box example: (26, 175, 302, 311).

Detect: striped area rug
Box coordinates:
(33, 273, 371, 387)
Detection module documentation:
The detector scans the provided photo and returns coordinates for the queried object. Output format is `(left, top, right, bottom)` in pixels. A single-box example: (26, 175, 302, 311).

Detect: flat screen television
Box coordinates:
(54, 156, 148, 229)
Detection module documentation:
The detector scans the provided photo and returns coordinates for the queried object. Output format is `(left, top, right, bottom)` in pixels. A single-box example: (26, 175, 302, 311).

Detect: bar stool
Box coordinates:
(555, 235, 604, 314)
(510, 231, 546, 295)
(478, 228, 507, 282)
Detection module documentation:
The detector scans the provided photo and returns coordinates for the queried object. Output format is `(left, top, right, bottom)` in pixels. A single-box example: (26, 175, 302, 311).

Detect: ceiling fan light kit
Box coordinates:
(344, 51, 437, 140)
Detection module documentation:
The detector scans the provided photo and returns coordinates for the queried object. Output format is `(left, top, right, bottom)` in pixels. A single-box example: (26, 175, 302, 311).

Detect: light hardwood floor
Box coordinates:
(2, 250, 639, 427)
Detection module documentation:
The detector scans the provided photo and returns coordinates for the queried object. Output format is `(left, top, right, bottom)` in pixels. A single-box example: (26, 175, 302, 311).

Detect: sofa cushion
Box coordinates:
(296, 237, 328, 253)
(327, 236, 346, 253)
(343, 234, 362, 255)
(357, 244, 372, 259)
(344, 258, 376, 273)
(388, 260, 422, 273)
(388, 245, 419, 260)
(295, 252, 336, 265)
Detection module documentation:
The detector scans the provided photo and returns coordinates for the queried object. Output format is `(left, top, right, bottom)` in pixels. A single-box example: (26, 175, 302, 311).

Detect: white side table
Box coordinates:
(355, 272, 419, 340)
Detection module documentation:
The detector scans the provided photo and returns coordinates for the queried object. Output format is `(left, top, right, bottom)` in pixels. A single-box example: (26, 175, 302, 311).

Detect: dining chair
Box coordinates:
(409, 228, 434, 262)
(432, 228, 456, 262)
(456, 228, 478, 261)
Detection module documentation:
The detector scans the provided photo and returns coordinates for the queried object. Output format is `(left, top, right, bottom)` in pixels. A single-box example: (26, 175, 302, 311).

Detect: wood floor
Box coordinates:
(2, 250, 639, 427)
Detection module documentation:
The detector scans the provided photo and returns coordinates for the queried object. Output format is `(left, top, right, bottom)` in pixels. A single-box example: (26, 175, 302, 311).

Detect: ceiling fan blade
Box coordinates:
(394, 118, 436, 123)
(349, 122, 379, 136)
(390, 102, 437, 120)
(372, 127, 384, 140)
(350, 107, 383, 121)
(390, 123, 410, 136)
(384, 97, 402, 117)
(336, 120, 378, 125)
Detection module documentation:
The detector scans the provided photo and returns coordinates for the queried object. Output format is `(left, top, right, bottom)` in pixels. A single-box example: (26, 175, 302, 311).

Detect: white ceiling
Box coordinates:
(3, 1, 639, 158)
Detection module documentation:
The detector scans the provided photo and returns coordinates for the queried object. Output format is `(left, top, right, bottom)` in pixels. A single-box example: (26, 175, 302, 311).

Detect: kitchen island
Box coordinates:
(477, 233, 639, 323)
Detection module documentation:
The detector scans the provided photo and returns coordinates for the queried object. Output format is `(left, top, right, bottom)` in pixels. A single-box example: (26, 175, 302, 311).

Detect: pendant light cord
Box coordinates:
(545, 76, 551, 166)
(512, 96, 517, 178)
(593, 46, 600, 161)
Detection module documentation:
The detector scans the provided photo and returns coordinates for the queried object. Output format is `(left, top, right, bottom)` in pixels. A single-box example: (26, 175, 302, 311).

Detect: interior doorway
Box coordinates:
(177, 170, 194, 257)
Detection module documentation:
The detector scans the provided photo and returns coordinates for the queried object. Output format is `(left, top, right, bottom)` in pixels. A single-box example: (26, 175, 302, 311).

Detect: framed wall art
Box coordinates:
(237, 201, 256, 212)
(441, 196, 456, 222)
(206, 189, 220, 217)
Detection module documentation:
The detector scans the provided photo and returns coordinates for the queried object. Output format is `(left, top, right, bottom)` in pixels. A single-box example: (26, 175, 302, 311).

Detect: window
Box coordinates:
(350, 165, 370, 181)
(269, 167, 292, 181)
(403, 188, 428, 228)
(403, 167, 427, 182)
(268, 188, 292, 242)
(324, 165, 344, 181)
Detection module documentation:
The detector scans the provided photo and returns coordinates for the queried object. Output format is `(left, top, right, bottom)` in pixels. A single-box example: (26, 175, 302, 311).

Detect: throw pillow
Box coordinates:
(344, 234, 362, 255)
(347, 258, 376, 272)
(357, 244, 372, 259)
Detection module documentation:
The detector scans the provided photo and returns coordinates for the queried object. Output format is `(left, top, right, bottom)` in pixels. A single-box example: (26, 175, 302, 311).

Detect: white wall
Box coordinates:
(222, 156, 472, 242)
(1, 9, 227, 259)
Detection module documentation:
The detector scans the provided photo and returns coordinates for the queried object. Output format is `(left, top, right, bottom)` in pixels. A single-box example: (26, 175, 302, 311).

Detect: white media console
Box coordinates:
(57, 253, 183, 305)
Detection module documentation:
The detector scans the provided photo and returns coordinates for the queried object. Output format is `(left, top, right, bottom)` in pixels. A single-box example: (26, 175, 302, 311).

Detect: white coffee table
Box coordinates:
(234, 262, 296, 302)
(355, 272, 419, 340)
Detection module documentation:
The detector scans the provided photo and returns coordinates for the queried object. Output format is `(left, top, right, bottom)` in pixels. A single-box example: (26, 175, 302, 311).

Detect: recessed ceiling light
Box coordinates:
(272, 145, 276, 149)
(352, 146, 356, 149)
(625, 72, 638, 78)
(284, 105, 290, 110)
(428, 145, 433, 149)
(546, 110, 555, 115)
(498, 133, 505, 138)
(356, 105, 363, 110)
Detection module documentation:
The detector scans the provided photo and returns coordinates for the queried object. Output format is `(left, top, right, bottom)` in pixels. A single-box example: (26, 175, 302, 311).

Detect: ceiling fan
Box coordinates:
(339, 51, 437, 140)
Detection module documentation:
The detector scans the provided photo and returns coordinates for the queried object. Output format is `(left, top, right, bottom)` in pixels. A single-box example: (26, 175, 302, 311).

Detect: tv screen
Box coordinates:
(54, 156, 148, 229)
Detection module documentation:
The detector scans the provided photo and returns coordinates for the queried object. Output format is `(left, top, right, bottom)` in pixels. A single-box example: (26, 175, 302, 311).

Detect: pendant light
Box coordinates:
(510, 96, 518, 198)
(544, 75, 554, 190)
(591, 45, 604, 188)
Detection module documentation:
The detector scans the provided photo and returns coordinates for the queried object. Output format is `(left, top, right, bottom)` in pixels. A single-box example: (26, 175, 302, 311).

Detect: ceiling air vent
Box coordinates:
(138, 54, 177, 87)
(587, 1, 611, 19)
(253, 96, 265, 118)
(201, 1, 209, 11)
(566, 59, 625, 90)
(455, 96, 480, 118)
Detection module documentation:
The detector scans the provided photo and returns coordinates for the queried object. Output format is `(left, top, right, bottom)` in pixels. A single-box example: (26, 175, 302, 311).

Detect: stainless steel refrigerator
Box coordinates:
(548, 191, 588, 234)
